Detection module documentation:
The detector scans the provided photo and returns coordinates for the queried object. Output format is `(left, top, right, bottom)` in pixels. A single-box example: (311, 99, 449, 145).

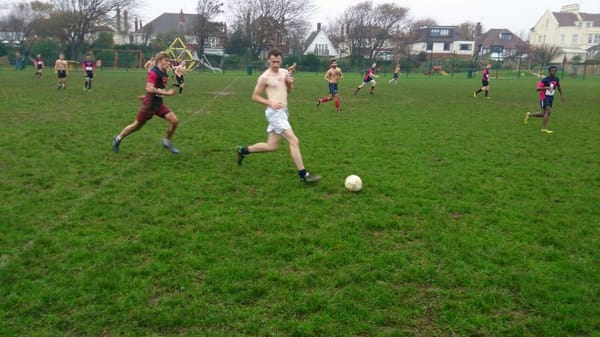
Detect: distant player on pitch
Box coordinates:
(317, 59, 344, 112)
(473, 64, 491, 99)
(82, 53, 95, 91)
(354, 62, 379, 96)
(524, 65, 564, 134)
(389, 64, 400, 84)
(54, 53, 68, 90)
(171, 60, 187, 95)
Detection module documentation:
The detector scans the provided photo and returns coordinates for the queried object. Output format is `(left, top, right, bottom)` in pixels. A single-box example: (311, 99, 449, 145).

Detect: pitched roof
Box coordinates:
(552, 11, 600, 27)
(139, 13, 197, 34)
(475, 28, 526, 49)
(412, 26, 461, 43)
(580, 13, 600, 26)
(304, 31, 319, 50)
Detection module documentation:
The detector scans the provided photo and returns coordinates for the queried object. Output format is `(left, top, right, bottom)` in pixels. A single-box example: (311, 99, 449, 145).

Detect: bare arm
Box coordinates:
(251, 77, 270, 106)
(145, 81, 174, 96)
(285, 72, 293, 94)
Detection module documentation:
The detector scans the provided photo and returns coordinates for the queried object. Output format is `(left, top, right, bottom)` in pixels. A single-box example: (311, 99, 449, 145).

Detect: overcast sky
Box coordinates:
(141, 0, 600, 38)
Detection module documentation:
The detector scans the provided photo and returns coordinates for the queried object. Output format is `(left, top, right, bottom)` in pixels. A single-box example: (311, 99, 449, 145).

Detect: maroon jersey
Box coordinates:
(146, 66, 168, 107)
(482, 68, 490, 81)
(82, 60, 95, 74)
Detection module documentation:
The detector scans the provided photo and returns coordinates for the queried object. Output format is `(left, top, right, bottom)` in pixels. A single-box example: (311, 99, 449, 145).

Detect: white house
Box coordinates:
(529, 4, 600, 61)
(409, 26, 474, 58)
(303, 23, 338, 57)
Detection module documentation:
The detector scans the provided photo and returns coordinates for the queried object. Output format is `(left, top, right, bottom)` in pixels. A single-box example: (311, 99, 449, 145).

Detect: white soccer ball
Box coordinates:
(344, 175, 362, 192)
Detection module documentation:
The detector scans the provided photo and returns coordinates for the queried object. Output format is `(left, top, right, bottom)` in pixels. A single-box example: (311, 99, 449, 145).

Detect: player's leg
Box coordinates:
(354, 82, 364, 95)
(160, 111, 180, 153)
(369, 80, 376, 95)
(334, 93, 341, 112)
(541, 105, 552, 132)
(281, 128, 320, 183)
(248, 132, 281, 153)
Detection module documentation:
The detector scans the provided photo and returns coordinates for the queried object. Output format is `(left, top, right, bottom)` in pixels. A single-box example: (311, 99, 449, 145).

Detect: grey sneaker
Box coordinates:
(112, 136, 120, 153)
(301, 172, 321, 184)
(162, 140, 180, 154)
(236, 146, 245, 165)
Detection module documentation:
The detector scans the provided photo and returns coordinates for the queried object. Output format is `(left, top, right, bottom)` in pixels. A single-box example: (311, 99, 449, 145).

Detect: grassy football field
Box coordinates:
(1, 67, 599, 337)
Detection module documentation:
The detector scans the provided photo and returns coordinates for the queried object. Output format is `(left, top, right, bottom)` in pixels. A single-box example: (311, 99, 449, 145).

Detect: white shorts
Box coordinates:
(265, 107, 291, 134)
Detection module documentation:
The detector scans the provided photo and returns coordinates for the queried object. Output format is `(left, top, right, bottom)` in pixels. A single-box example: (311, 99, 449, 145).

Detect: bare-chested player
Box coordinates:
(235, 48, 321, 184)
(54, 53, 69, 90)
(317, 59, 344, 112)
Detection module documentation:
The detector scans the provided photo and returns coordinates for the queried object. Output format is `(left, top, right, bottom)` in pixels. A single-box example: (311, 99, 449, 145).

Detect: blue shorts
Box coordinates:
(540, 96, 554, 108)
(328, 83, 338, 95)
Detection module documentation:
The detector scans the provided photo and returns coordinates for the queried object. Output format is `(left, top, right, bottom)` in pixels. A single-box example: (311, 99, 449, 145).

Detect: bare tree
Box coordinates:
(341, 1, 408, 61)
(44, 0, 139, 59)
(228, 0, 314, 58)
(0, 1, 52, 53)
(194, 0, 223, 57)
(457, 21, 478, 40)
(532, 44, 562, 69)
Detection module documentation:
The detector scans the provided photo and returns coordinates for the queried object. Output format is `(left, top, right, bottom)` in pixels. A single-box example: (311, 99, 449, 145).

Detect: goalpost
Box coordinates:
(90, 48, 145, 70)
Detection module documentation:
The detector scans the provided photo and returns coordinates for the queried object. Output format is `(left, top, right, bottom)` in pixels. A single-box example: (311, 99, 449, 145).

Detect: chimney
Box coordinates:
(134, 17, 138, 31)
(139, 20, 142, 29)
(123, 10, 129, 33)
(179, 9, 185, 31)
(317, 23, 321, 31)
(475, 22, 482, 37)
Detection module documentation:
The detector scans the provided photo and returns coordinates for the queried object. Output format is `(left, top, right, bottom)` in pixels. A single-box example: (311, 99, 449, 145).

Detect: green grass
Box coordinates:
(1, 67, 599, 337)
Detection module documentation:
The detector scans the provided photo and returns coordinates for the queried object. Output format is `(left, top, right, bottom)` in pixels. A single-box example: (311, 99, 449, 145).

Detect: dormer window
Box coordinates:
(499, 33, 512, 41)
(430, 28, 450, 37)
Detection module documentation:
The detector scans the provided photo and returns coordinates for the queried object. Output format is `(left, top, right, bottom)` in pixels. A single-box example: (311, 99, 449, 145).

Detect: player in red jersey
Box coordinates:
(33, 54, 44, 78)
(354, 62, 379, 96)
(112, 52, 180, 154)
(473, 64, 491, 98)
(82, 53, 95, 91)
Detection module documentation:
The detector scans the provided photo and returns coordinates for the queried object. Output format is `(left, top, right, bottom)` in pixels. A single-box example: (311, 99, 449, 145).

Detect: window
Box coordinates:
(314, 44, 329, 55)
(499, 33, 512, 41)
(430, 28, 450, 37)
(595, 34, 600, 44)
(491, 45, 504, 53)
(585, 22, 592, 28)
(206, 37, 216, 48)
(538, 35, 542, 43)
(572, 34, 578, 44)
(459, 44, 472, 51)
(426, 42, 433, 50)
(589, 35, 593, 44)
(560, 34, 565, 44)
(443, 42, 451, 51)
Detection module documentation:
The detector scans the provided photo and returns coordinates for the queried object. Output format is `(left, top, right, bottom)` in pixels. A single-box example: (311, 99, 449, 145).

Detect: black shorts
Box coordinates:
(57, 70, 67, 78)
(86, 71, 94, 79)
(482, 79, 489, 86)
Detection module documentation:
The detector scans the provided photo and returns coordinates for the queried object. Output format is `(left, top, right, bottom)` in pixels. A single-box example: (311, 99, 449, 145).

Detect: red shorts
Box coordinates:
(136, 97, 171, 123)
